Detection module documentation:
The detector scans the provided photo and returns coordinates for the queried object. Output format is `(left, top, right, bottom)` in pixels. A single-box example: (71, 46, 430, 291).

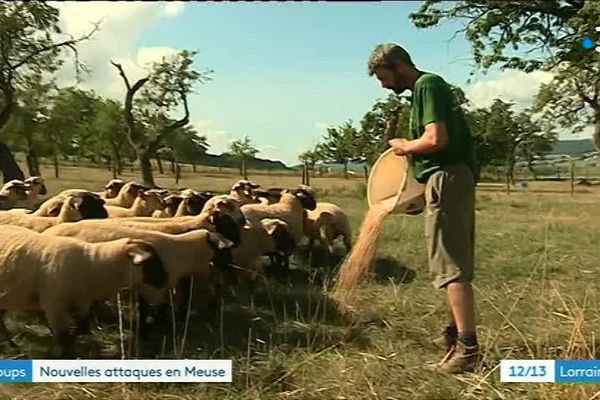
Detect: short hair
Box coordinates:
(367, 43, 414, 76)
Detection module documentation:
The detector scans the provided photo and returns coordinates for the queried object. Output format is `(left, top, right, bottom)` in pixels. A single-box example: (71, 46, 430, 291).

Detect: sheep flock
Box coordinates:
(0, 176, 353, 358)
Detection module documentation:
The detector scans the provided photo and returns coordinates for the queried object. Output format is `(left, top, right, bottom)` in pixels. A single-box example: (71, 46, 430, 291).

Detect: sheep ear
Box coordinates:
(207, 232, 234, 250)
(68, 196, 84, 210)
(40, 184, 48, 195)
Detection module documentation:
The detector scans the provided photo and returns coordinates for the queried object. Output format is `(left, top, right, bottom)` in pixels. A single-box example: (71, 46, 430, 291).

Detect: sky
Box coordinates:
(49, 1, 591, 167)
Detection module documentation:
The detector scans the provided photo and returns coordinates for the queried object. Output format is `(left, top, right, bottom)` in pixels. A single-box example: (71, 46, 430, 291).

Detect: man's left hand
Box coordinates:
(388, 138, 412, 156)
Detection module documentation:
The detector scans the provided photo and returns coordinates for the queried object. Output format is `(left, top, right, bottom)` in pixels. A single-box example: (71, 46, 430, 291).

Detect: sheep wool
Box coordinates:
(0, 224, 168, 358)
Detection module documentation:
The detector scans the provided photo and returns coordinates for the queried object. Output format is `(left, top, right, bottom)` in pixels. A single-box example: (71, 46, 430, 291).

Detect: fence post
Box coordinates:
(570, 160, 575, 195)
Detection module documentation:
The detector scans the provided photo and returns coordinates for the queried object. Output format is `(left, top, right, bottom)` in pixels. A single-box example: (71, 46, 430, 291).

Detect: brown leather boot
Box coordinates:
(432, 341, 481, 374)
(432, 323, 457, 351)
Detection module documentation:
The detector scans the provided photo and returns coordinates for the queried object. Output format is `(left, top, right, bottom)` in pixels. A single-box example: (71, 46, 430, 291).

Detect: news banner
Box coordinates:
(0, 360, 232, 383)
(1, 358, 600, 383)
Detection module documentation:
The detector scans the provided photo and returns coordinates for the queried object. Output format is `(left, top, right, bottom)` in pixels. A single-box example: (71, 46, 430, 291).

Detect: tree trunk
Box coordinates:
(363, 165, 369, 183)
(242, 159, 248, 179)
(26, 150, 41, 177)
(343, 161, 349, 179)
(138, 150, 156, 188)
(170, 160, 175, 174)
(175, 162, 181, 185)
(527, 159, 537, 180)
(53, 152, 60, 179)
(192, 163, 196, 172)
(0, 85, 25, 182)
(156, 156, 164, 174)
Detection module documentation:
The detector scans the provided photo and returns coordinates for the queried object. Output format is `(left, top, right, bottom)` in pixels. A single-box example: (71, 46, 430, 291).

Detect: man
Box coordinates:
(367, 43, 480, 374)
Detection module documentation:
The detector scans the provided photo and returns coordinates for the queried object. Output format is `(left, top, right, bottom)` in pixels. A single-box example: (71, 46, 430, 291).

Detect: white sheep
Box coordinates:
(11, 176, 48, 210)
(0, 224, 168, 358)
(230, 218, 296, 283)
(304, 202, 352, 255)
(43, 223, 234, 339)
(44, 196, 248, 249)
(0, 180, 29, 210)
(105, 189, 165, 218)
(152, 194, 184, 218)
(0, 193, 107, 232)
(200, 180, 261, 213)
(61, 181, 148, 208)
(103, 179, 126, 199)
(173, 190, 214, 217)
(240, 186, 317, 244)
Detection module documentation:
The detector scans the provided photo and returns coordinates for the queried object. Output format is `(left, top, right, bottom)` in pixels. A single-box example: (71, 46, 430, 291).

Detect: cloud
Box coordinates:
(192, 119, 232, 154)
(48, 2, 185, 99)
(258, 145, 278, 160)
(466, 70, 555, 109)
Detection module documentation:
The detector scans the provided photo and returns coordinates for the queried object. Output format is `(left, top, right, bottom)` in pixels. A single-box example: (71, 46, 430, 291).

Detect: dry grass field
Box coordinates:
(0, 163, 599, 399)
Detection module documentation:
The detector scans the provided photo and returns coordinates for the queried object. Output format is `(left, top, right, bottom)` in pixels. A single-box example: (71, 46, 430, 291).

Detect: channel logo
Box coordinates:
(581, 27, 600, 52)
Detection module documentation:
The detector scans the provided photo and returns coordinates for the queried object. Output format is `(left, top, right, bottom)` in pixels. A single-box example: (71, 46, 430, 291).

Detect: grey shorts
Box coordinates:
(424, 163, 475, 289)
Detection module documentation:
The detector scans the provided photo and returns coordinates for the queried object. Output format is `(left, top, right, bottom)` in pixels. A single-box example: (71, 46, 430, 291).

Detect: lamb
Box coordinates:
(240, 186, 317, 244)
(253, 187, 284, 205)
(0, 180, 29, 210)
(303, 202, 352, 256)
(105, 189, 165, 218)
(0, 224, 168, 358)
(0, 192, 108, 232)
(43, 223, 234, 339)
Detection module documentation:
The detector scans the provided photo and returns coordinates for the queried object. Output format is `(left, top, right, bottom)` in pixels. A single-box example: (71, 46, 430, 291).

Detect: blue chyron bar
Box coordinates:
(0, 360, 232, 383)
(501, 360, 600, 383)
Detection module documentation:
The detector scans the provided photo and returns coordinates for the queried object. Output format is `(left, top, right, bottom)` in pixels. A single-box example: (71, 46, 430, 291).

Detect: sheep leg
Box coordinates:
(137, 296, 153, 341)
(174, 276, 193, 327)
(73, 314, 92, 335)
(44, 306, 76, 359)
(343, 235, 352, 253)
(0, 311, 17, 348)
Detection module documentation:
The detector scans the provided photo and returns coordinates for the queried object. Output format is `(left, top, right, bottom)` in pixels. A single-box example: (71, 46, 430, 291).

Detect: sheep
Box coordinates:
(103, 179, 126, 199)
(230, 218, 296, 284)
(200, 180, 261, 213)
(303, 202, 352, 256)
(105, 189, 165, 218)
(174, 190, 214, 217)
(43, 223, 234, 339)
(0, 192, 108, 232)
(60, 181, 149, 208)
(0, 224, 168, 358)
(44, 196, 248, 249)
(10, 176, 48, 210)
(0, 180, 29, 210)
(152, 194, 184, 218)
(240, 186, 317, 245)
(253, 187, 284, 205)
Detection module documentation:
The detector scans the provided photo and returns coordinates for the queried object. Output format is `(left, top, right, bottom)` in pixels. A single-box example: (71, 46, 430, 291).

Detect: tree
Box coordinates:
(409, 0, 600, 151)
(111, 50, 211, 187)
(0, 1, 99, 182)
(476, 99, 555, 183)
(228, 136, 258, 179)
(298, 149, 322, 175)
(318, 121, 358, 179)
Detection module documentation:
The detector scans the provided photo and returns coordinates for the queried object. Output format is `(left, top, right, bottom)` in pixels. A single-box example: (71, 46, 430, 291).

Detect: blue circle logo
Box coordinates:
(582, 37, 595, 49)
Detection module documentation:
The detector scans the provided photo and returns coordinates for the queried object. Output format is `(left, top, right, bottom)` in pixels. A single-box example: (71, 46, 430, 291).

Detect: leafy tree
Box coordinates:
(228, 135, 258, 179)
(409, 0, 600, 151)
(111, 50, 211, 187)
(298, 149, 322, 174)
(0, 1, 99, 181)
(318, 121, 358, 179)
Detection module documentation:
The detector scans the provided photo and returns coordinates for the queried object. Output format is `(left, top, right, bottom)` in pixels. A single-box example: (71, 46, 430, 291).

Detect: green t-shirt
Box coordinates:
(404, 72, 477, 183)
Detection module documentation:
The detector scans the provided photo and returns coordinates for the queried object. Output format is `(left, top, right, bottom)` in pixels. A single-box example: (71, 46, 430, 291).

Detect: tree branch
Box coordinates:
(10, 22, 101, 71)
(148, 90, 190, 153)
(111, 62, 150, 151)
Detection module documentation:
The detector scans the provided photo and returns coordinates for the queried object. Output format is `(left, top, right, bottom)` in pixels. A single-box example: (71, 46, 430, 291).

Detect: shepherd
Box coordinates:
(367, 43, 480, 374)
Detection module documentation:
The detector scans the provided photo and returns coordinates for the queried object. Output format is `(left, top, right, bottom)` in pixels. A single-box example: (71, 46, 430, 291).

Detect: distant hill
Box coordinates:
(197, 153, 291, 170)
(547, 139, 596, 156)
